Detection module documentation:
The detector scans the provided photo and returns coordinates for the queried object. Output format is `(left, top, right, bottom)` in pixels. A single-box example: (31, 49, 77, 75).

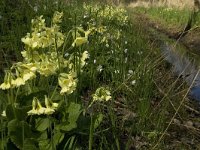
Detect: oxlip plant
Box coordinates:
(0, 11, 112, 149)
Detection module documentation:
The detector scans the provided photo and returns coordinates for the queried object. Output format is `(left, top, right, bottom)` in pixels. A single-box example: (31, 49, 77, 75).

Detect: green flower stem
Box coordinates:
(62, 30, 72, 55)
(50, 84, 58, 100)
(1, 117, 4, 150)
(89, 113, 94, 150)
(109, 105, 120, 150)
(9, 88, 17, 119)
(14, 87, 20, 103)
(22, 121, 24, 150)
(49, 116, 55, 150)
(55, 34, 61, 73)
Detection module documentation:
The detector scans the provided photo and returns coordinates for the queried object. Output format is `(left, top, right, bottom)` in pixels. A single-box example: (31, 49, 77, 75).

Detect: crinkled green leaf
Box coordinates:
(94, 113, 104, 129)
(39, 130, 64, 150)
(60, 102, 82, 132)
(8, 119, 35, 149)
(35, 118, 50, 132)
(6, 104, 15, 121)
(23, 139, 38, 150)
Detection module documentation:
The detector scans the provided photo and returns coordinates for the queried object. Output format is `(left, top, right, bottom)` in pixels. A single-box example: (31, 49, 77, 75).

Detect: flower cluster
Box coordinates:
(92, 87, 112, 102)
(27, 96, 58, 115)
(83, 4, 128, 25)
(0, 11, 89, 96)
(22, 12, 64, 49)
(58, 72, 77, 95)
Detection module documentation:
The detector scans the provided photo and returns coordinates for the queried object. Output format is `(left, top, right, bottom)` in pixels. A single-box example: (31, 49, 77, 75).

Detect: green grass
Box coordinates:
(0, 0, 199, 149)
(134, 6, 200, 29)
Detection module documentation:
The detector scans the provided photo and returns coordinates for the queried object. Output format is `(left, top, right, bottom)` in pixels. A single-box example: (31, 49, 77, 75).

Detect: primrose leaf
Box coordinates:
(6, 104, 15, 121)
(35, 118, 50, 132)
(60, 102, 82, 132)
(53, 130, 65, 146)
(23, 139, 38, 150)
(8, 119, 36, 149)
(94, 113, 104, 129)
(38, 130, 64, 150)
(39, 139, 52, 150)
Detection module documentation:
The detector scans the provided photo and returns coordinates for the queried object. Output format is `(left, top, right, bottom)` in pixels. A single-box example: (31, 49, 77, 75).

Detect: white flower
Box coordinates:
(137, 51, 143, 55)
(128, 70, 133, 74)
(97, 65, 103, 72)
(124, 49, 128, 53)
(1, 110, 6, 117)
(83, 14, 88, 18)
(125, 57, 127, 63)
(64, 53, 69, 57)
(34, 6, 38, 12)
(114, 70, 119, 74)
(131, 80, 136, 85)
(125, 41, 128, 44)
(94, 59, 96, 64)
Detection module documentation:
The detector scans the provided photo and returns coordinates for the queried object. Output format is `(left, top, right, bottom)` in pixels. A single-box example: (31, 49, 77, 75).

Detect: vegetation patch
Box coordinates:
(0, 0, 199, 149)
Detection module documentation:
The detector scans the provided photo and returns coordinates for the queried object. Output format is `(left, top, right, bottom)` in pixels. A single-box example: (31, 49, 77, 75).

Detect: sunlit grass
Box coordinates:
(0, 0, 198, 149)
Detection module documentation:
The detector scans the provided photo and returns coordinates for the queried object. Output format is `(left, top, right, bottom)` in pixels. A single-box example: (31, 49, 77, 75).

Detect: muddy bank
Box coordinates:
(130, 11, 200, 55)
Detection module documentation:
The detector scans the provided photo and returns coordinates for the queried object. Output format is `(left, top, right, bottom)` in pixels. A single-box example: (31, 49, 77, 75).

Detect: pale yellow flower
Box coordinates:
(1, 110, 6, 117)
(92, 87, 112, 102)
(0, 71, 13, 90)
(27, 98, 46, 115)
(44, 95, 58, 115)
(22, 70, 36, 81)
(27, 98, 37, 115)
(81, 51, 89, 67)
(72, 37, 88, 47)
(38, 61, 57, 77)
(0, 82, 11, 90)
(58, 72, 77, 95)
(11, 77, 25, 87)
(52, 11, 63, 24)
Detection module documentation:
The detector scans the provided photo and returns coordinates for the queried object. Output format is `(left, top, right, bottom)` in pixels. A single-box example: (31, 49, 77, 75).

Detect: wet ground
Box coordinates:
(128, 10, 200, 149)
(130, 11, 200, 55)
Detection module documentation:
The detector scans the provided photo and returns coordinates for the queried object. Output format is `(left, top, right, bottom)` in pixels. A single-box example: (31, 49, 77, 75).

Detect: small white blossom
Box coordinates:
(131, 80, 136, 85)
(124, 49, 128, 53)
(1, 110, 6, 117)
(34, 6, 38, 12)
(128, 70, 133, 74)
(114, 70, 119, 74)
(64, 53, 69, 57)
(83, 14, 87, 18)
(94, 59, 96, 64)
(97, 65, 103, 72)
(125, 57, 127, 63)
(137, 51, 143, 55)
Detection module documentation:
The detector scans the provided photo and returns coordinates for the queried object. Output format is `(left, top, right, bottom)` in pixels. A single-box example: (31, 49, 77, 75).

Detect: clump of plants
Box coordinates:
(0, 9, 116, 149)
(0, 2, 134, 150)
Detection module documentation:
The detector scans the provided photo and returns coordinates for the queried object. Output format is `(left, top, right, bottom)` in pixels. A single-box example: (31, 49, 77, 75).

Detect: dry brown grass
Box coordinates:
(128, 0, 194, 9)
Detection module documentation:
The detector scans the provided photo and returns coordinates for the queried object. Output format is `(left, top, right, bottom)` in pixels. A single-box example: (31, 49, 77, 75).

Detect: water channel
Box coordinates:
(150, 28, 200, 102)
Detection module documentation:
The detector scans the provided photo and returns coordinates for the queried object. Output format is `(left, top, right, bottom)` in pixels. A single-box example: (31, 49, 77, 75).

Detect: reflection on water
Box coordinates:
(148, 27, 200, 101)
(161, 41, 200, 101)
